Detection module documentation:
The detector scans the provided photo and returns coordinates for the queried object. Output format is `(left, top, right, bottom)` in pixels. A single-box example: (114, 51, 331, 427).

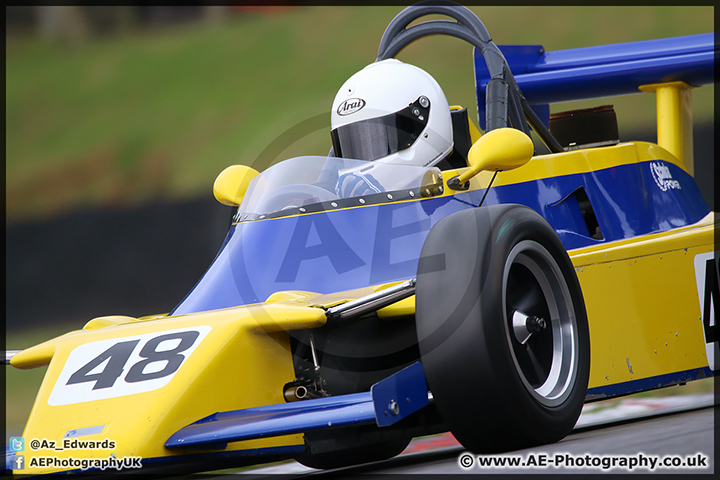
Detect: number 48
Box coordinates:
(66, 331, 200, 390)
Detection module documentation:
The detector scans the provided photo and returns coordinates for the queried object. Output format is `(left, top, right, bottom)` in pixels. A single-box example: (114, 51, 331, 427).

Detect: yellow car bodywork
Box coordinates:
(11, 138, 715, 474)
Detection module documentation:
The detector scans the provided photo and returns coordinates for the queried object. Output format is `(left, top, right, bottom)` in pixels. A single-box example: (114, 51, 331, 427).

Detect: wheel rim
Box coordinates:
(502, 240, 578, 407)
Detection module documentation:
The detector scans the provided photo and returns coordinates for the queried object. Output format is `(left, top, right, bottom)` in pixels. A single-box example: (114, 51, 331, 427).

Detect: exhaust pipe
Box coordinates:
(284, 385, 310, 402)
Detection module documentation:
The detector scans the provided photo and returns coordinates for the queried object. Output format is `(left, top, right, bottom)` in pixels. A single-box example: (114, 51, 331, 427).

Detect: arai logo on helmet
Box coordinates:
(337, 98, 366, 116)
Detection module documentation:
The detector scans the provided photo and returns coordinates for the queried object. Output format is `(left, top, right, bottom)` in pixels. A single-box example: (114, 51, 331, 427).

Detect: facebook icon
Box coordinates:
(14, 455, 25, 470)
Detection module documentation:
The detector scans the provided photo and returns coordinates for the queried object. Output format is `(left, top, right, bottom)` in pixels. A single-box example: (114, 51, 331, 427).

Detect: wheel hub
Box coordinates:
(503, 240, 578, 407)
(512, 310, 547, 344)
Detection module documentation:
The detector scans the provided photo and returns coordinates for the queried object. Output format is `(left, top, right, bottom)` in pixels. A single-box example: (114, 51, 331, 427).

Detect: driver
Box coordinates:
(320, 59, 454, 198)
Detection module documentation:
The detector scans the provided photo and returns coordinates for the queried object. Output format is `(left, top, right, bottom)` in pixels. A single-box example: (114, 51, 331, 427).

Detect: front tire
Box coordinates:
(415, 204, 590, 453)
(296, 437, 410, 470)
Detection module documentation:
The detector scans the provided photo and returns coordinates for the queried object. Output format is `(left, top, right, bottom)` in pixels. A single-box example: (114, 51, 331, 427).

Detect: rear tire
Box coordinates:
(415, 205, 589, 452)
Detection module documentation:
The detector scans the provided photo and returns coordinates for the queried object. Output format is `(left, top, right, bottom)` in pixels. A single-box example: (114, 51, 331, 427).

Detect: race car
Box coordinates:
(6, 2, 716, 475)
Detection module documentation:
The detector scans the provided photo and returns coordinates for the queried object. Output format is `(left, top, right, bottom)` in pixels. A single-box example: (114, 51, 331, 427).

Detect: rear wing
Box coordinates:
(474, 33, 714, 173)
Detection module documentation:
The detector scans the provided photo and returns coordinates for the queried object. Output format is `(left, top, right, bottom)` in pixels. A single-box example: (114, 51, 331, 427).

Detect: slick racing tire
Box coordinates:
(415, 204, 590, 453)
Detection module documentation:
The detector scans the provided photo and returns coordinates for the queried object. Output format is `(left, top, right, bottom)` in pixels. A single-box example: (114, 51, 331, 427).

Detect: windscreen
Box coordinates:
(234, 156, 442, 222)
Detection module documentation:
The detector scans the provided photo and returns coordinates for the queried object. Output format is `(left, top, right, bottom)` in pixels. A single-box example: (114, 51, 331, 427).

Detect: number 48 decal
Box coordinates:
(48, 327, 211, 406)
(694, 252, 718, 371)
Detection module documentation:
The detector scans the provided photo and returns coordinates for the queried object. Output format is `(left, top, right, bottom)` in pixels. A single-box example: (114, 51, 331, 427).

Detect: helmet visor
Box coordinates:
(331, 96, 430, 161)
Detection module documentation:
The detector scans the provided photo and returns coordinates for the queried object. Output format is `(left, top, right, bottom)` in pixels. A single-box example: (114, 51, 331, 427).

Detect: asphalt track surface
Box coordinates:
(352, 407, 715, 475)
(217, 404, 715, 477)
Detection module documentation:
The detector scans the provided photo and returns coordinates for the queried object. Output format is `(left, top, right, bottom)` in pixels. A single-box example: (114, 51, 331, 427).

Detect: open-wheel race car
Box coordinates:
(6, 2, 716, 475)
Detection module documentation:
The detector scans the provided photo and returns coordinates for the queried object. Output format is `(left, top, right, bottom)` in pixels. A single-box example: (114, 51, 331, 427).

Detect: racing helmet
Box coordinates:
(330, 59, 453, 167)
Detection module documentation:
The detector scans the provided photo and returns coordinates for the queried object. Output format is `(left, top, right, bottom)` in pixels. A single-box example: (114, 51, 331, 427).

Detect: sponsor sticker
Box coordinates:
(649, 161, 681, 191)
(337, 98, 366, 116)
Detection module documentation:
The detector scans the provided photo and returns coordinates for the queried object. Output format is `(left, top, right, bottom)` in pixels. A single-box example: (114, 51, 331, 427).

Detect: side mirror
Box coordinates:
(213, 165, 260, 206)
(448, 128, 534, 189)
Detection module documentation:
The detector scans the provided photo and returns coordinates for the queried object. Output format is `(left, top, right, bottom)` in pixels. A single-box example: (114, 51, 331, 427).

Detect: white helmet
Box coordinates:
(330, 59, 453, 168)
